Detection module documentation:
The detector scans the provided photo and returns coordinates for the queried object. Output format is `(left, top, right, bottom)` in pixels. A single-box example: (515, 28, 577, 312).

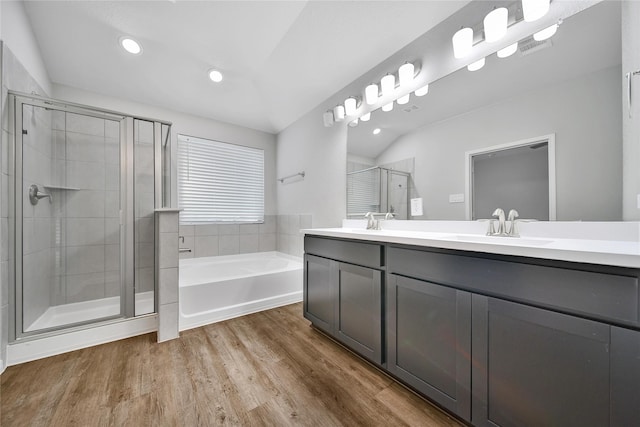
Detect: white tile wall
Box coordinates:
(156, 211, 179, 342)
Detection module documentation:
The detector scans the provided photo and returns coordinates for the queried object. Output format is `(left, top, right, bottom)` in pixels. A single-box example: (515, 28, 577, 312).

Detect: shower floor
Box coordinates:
(26, 291, 154, 332)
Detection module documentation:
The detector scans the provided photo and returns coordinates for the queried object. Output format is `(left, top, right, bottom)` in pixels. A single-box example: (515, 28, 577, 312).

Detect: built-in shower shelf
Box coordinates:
(43, 185, 80, 191)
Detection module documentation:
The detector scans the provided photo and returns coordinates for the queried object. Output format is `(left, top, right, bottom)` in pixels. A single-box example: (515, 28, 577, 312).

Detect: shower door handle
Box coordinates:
(28, 184, 52, 205)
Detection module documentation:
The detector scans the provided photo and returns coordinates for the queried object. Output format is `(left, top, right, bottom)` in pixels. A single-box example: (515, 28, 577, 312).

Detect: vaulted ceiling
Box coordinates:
(23, 1, 468, 133)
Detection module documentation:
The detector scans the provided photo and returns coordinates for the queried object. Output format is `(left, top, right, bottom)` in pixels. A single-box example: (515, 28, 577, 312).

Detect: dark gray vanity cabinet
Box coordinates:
(471, 296, 640, 427)
(303, 236, 384, 364)
(387, 274, 472, 421)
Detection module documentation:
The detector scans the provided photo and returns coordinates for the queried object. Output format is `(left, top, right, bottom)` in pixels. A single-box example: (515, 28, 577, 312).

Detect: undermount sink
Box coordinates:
(454, 234, 554, 246)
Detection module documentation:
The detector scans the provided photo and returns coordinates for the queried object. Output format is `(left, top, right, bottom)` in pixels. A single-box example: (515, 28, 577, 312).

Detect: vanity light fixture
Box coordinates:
(120, 37, 142, 55)
(360, 112, 371, 122)
(333, 105, 345, 122)
(467, 57, 486, 72)
(365, 83, 379, 105)
(522, 0, 550, 22)
(382, 102, 394, 112)
(452, 27, 473, 59)
(533, 23, 558, 41)
(381, 73, 396, 96)
(373, 128, 381, 135)
(322, 111, 334, 127)
(484, 7, 508, 43)
(208, 69, 223, 83)
(497, 42, 518, 58)
(398, 62, 415, 87)
(345, 97, 358, 116)
(414, 84, 429, 97)
(397, 94, 410, 105)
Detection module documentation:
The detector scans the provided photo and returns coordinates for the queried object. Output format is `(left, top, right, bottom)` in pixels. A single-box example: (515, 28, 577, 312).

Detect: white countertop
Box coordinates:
(302, 223, 640, 269)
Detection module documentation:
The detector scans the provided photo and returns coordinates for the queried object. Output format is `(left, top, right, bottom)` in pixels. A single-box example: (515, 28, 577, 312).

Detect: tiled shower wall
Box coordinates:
(178, 214, 311, 259)
(51, 112, 121, 306)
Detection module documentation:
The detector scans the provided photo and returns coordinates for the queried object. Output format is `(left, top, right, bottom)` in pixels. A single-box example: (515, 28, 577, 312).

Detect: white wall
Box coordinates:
(0, 0, 51, 95)
(277, 105, 347, 228)
(377, 66, 622, 221)
(52, 84, 278, 217)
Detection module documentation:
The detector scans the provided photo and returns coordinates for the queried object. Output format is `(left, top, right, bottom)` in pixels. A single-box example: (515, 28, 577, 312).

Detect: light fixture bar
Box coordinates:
(467, 57, 485, 72)
(522, 0, 550, 22)
(381, 74, 396, 96)
(452, 27, 473, 59)
(365, 83, 378, 105)
(415, 84, 429, 97)
(398, 62, 415, 87)
(484, 8, 508, 43)
(345, 97, 358, 116)
(497, 42, 518, 58)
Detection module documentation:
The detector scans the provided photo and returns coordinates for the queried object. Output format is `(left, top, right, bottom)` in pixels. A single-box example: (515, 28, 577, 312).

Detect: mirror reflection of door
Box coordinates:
(470, 138, 553, 220)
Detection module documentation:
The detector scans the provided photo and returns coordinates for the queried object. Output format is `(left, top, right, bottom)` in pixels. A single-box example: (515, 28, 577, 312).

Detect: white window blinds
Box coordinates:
(178, 135, 264, 223)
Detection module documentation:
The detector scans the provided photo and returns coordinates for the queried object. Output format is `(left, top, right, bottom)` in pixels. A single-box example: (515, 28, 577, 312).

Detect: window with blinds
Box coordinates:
(178, 135, 264, 223)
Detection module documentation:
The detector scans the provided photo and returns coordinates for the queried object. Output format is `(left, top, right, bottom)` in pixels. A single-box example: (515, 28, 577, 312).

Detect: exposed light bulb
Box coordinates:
(484, 8, 508, 43)
(382, 102, 394, 112)
(333, 105, 345, 122)
(414, 84, 429, 97)
(467, 58, 486, 72)
(533, 23, 558, 41)
(381, 74, 396, 96)
(360, 112, 371, 122)
(344, 97, 357, 116)
(397, 94, 410, 105)
(398, 62, 415, 87)
(497, 42, 518, 58)
(120, 37, 142, 55)
(208, 69, 223, 83)
(452, 27, 473, 59)
(522, 0, 550, 22)
(373, 128, 381, 135)
(365, 83, 379, 105)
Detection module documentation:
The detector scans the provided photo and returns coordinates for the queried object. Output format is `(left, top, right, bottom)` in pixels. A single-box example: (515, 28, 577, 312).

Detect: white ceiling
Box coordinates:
(23, 0, 468, 134)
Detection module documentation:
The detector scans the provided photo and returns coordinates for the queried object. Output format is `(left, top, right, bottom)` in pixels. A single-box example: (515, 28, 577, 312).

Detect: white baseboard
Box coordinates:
(179, 291, 302, 331)
(7, 315, 157, 366)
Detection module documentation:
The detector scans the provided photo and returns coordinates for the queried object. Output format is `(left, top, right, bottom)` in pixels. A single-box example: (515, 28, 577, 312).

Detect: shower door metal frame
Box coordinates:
(10, 92, 135, 341)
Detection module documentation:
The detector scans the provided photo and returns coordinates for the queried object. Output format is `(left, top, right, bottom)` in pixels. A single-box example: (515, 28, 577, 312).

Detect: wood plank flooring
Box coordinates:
(1, 303, 464, 426)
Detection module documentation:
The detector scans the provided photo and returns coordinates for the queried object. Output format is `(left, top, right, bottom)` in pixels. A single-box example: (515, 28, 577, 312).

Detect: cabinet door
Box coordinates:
(303, 254, 335, 334)
(387, 275, 471, 420)
(471, 296, 611, 427)
(335, 262, 383, 364)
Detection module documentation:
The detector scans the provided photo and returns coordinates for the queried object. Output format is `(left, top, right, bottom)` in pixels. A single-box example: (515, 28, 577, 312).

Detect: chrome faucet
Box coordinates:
(365, 212, 378, 230)
(489, 208, 506, 236)
(384, 212, 395, 220)
(507, 209, 519, 236)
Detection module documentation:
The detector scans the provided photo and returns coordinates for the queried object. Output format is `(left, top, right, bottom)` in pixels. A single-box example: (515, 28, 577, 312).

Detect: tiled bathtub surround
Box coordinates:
(155, 210, 179, 342)
(179, 214, 311, 259)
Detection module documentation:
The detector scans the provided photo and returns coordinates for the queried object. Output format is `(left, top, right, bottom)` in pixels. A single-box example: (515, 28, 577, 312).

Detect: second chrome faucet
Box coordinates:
(487, 208, 519, 237)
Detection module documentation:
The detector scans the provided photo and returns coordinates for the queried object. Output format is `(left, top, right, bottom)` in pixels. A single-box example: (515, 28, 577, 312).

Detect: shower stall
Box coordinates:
(9, 92, 172, 340)
(347, 166, 411, 219)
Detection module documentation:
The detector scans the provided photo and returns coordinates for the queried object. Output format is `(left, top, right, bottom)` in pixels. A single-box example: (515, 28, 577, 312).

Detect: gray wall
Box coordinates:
(376, 66, 622, 221)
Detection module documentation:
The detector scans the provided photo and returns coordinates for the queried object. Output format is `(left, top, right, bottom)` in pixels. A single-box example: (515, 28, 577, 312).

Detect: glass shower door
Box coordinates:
(17, 100, 126, 334)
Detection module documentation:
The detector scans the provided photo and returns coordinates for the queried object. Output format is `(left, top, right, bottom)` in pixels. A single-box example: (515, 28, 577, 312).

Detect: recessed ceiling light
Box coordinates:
(208, 69, 224, 83)
(373, 128, 381, 135)
(120, 37, 142, 55)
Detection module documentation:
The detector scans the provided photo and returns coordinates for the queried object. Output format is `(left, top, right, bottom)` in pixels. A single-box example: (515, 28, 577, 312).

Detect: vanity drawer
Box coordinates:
(388, 246, 640, 327)
(304, 236, 384, 269)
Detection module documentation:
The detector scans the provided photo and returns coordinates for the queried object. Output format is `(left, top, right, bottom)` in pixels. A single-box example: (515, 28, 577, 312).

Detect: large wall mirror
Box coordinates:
(347, 1, 629, 222)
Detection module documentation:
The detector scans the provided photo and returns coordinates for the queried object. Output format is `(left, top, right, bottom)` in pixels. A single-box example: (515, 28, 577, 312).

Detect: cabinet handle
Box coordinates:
(627, 70, 640, 118)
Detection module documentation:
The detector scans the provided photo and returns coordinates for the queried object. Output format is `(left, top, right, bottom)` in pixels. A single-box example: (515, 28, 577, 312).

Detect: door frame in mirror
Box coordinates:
(465, 134, 557, 221)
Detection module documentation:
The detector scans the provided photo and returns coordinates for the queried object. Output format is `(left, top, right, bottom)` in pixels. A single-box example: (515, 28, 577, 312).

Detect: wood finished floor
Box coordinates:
(1, 303, 463, 426)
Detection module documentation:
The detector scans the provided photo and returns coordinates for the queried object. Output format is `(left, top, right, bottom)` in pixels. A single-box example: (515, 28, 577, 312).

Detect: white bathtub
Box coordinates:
(179, 251, 303, 331)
